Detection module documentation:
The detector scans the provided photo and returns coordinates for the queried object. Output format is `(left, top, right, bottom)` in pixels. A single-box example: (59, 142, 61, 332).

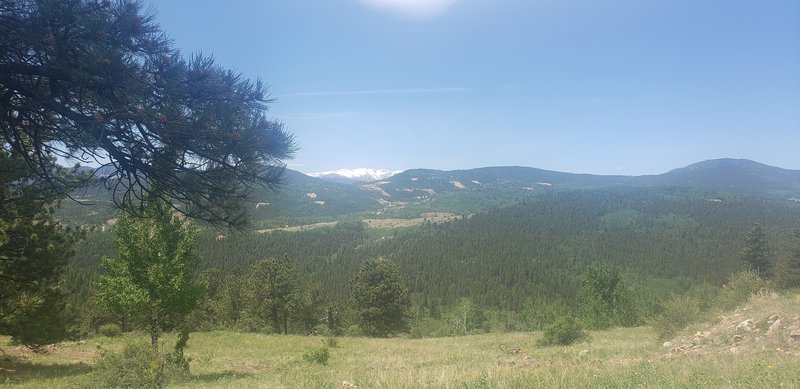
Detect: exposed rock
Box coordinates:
(342, 380, 359, 389)
(730, 346, 741, 354)
(768, 319, 782, 334)
(737, 319, 755, 332)
(731, 334, 743, 344)
(790, 330, 800, 341)
(662, 341, 673, 348)
(768, 314, 780, 322)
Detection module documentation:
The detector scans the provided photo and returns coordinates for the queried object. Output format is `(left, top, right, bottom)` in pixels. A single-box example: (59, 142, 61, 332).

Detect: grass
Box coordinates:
(3, 292, 800, 388)
(2, 324, 798, 388)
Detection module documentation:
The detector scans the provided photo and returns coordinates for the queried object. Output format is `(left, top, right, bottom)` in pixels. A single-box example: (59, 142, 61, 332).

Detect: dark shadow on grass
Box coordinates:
(193, 370, 253, 383)
(0, 356, 92, 384)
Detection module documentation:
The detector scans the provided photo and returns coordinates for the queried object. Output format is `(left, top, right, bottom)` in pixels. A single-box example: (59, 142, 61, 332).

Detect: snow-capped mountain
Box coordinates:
(307, 168, 403, 184)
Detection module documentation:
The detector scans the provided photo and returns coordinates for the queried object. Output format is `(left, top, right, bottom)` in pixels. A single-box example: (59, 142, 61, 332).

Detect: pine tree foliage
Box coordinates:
(0, 0, 295, 228)
(776, 224, 800, 289)
(240, 258, 303, 334)
(351, 258, 410, 337)
(0, 149, 82, 348)
(739, 223, 771, 277)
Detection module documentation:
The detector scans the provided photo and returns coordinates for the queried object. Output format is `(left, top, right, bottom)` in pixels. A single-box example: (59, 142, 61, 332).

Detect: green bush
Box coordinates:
(98, 323, 121, 337)
(537, 315, 589, 347)
(302, 346, 330, 365)
(90, 342, 160, 388)
(650, 295, 702, 340)
(719, 270, 771, 310)
(325, 337, 339, 348)
(90, 342, 189, 388)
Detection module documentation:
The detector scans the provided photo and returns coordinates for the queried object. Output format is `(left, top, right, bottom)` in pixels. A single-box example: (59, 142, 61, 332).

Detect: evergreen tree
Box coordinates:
(776, 224, 800, 289)
(0, 149, 82, 349)
(187, 268, 223, 330)
(95, 199, 204, 354)
(241, 258, 302, 334)
(351, 259, 410, 337)
(215, 270, 245, 328)
(739, 223, 771, 277)
(1, 0, 295, 228)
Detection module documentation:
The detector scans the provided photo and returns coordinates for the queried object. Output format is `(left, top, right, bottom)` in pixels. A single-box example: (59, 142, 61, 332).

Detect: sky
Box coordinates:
(149, 0, 800, 175)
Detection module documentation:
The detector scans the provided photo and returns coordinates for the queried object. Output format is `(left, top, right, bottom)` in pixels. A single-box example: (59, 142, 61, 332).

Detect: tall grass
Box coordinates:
(2, 323, 798, 388)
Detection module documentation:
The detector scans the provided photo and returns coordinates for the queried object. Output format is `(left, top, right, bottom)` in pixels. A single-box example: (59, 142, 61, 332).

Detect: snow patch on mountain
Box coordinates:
(307, 168, 403, 182)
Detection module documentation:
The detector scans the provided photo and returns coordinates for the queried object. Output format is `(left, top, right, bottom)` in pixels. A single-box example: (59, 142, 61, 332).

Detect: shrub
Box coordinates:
(325, 337, 339, 348)
(98, 323, 121, 337)
(345, 324, 362, 337)
(90, 342, 190, 388)
(650, 295, 702, 340)
(90, 342, 160, 388)
(537, 315, 589, 347)
(302, 346, 330, 365)
(719, 270, 771, 310)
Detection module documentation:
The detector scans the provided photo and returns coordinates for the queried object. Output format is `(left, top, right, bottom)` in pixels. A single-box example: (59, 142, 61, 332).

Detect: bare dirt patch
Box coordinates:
(0, 345, 98, 362)
(449, 180, 466, 189)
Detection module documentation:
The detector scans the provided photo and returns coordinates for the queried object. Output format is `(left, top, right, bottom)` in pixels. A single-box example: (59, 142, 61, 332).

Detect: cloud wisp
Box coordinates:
(282, 87, 469, 97)
(359, 0, 459, 18)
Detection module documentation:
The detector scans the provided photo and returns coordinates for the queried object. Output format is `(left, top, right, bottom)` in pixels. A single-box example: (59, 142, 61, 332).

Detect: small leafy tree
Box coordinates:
(776, 224, 800, 289)
(351, 258, 410, 337)
(445, 298, 487, 336)
(96, 198, 204, 355)
(577, 264, 639, 330)
(739, 223, 771, 277)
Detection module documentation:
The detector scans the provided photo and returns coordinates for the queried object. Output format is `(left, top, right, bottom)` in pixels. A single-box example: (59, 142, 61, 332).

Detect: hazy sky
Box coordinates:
(150, 0, 799, 175)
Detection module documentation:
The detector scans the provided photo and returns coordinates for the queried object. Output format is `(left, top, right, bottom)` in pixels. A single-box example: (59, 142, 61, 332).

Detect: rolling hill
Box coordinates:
(58, 159, 800, 227)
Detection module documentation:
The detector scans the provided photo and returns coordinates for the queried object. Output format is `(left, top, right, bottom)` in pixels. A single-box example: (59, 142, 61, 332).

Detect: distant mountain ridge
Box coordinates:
(353, 159, 800, 202)
(646, 159, 800, 190)
(58, 159, 800, 227)
(307, 168, 403, 184)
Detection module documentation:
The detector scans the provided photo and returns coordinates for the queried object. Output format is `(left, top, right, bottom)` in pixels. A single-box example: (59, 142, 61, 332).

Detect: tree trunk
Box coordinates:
(150, 310, 159, 354)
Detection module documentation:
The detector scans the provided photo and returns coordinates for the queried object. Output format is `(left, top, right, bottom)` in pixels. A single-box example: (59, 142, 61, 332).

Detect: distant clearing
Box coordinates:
(450, 180, 466, 189)
(363, 213, 460, 229)
(256, 222, 337, 233)
(255, 213, 462, 233)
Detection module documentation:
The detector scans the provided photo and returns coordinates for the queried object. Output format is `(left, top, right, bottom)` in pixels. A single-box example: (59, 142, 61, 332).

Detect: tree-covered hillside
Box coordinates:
(67, 187, 800, 317)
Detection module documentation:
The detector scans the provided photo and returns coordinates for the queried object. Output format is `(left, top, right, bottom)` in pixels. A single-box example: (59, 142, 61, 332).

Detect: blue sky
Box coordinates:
(150, 0, 799, 175)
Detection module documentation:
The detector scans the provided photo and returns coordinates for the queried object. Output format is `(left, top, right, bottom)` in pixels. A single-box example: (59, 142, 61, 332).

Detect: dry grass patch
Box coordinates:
(2, 295, 799, 388)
